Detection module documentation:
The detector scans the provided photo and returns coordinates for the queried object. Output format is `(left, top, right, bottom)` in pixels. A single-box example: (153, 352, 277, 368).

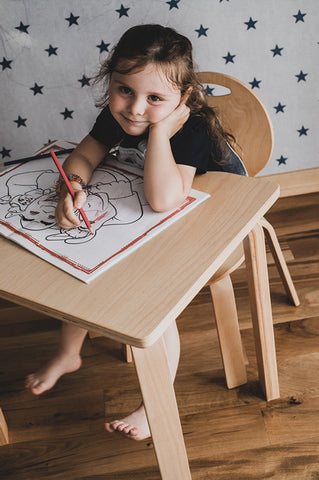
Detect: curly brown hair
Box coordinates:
(94, 24, 234, 164)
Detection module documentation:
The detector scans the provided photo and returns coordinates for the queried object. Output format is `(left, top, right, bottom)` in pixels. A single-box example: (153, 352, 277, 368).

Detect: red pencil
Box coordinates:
(50, 150, 94, 234)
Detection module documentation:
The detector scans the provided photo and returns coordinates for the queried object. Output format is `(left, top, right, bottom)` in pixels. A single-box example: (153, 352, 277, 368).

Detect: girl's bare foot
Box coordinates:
(25, 352, 82, 395)
(105, 404, 150, 441)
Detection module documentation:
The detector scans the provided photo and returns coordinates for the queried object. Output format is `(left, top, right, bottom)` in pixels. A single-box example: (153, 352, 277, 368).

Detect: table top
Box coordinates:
(0, 172, 279, 348)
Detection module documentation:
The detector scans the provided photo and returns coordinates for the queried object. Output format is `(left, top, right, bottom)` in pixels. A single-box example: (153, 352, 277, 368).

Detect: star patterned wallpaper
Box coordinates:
(0, 0, 318, 175)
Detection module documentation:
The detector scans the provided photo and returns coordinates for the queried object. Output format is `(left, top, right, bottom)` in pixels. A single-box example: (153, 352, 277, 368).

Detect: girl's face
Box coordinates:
(108, 63, 182, 136)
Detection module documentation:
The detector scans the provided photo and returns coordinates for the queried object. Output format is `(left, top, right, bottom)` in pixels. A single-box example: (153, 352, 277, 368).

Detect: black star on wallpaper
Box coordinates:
(195, 25, 209, 37)
(45, 45, 58, 56)
(244, 17, 258, 30)
(30, 83, 44, 95)
(271, 44, 283, 56)
(1, 147, 11, 159)
(96, 41, 110, 53)
(1, 4, 315, 174)
(293, 10, 306, 23)
(65, 13, 79, 27)
(204, 85, 214, 95)
(78, 75, 91, 87)
(296, 70, 308, 82)
(14, 116, 27, 128)
(60, 108, 74, 119)
(15, 22, 29, 34)
(274, 102, 286, 113)
(249, 78, 261, 89)
(297, 126, 309, 136)
(166, 0, 180, 9)
(116, 4, 130, 18)
(223, 52, 236, 64)
(0, 57, 12, 70)
(276, 155, 287, 165)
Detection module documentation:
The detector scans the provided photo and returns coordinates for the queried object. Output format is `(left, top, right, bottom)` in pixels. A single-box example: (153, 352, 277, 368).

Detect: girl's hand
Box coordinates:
(149, 88, 192, 139)
(55, 184, 87, 229)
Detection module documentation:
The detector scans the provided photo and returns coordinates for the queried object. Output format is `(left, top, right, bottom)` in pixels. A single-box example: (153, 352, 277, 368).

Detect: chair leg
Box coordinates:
(209, 275, 247, 389)
(0, 408, 9, 445)
(261, 217, 300, 306)
(122, 344, 133, 363)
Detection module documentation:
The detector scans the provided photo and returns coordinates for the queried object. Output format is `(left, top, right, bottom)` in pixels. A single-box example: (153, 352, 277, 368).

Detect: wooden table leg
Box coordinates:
(132, 337, 191, 480)
(0, 408, 9, 445)
(243, 223, 280, 401)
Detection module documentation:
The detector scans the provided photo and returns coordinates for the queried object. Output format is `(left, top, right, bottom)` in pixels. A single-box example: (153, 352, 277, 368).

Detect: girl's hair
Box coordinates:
(94, 24, 234, 164)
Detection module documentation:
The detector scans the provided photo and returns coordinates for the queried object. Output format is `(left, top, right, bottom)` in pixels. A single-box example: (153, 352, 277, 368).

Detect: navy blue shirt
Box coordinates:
(89, 106, 247, 175)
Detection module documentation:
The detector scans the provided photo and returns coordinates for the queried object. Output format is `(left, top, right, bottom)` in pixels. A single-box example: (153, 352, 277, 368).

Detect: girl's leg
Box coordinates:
(25, 323, 88, 395)
(105, 320, 180, 441)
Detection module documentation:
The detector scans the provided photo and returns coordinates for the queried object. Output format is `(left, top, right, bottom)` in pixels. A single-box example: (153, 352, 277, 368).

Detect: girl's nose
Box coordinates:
(129, 96, 145, 116)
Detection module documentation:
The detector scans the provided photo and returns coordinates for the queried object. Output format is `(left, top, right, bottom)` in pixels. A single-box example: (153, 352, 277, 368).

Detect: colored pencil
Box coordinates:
(50, 150, 94, 235)
(0, 147, 75, 167)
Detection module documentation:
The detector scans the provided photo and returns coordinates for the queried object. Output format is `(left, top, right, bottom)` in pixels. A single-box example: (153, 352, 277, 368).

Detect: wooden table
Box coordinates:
(0, 172, 280, 478)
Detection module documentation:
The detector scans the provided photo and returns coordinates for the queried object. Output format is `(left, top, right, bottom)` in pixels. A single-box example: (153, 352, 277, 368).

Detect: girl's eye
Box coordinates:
(148, 95, 162, 103)
(119, 86, 132, 95)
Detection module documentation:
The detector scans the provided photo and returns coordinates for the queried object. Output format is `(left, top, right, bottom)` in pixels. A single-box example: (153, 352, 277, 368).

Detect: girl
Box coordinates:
(26, 24, 246, 441)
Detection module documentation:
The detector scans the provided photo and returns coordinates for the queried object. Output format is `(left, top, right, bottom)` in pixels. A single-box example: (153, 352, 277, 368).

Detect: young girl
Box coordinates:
(25, 24, 246, 441)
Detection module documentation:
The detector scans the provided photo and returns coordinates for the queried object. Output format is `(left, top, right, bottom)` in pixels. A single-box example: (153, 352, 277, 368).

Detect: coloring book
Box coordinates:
(0, 152, 210, 283)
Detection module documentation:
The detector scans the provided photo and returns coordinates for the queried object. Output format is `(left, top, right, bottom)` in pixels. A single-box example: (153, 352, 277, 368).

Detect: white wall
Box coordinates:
(0, 0, 317, 175)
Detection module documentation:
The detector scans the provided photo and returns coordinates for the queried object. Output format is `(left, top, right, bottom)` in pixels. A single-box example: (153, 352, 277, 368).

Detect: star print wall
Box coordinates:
(0, 0, 318, 175)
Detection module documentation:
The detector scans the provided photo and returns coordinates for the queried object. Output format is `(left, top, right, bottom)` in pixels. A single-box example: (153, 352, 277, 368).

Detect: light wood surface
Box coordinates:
(0, 172, 279, 348)
(0, 172, 280, 477)
(261, 218, 300, 306)
(132, 338, 191, 479)
(1, 192, 317, 479)
(209, 275, 247, 389)
(243, 223, 280, 401)
(197, 71, 274, 177)
(0, 409, 9, 445)
(263, 167, 319, 197)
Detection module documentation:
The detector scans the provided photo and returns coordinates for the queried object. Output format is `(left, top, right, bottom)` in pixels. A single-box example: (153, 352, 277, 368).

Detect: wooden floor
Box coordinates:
(0, 192, 318, 480)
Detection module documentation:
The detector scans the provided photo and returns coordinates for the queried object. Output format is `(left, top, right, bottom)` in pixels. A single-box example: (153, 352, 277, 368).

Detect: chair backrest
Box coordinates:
(197, 72, 274, 177)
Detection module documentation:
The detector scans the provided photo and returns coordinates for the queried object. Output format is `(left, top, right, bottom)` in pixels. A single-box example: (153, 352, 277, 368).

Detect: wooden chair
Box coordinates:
(196, 71, 299, 389)
(119, 72, 299, 389)
(92, 72, 299, 393)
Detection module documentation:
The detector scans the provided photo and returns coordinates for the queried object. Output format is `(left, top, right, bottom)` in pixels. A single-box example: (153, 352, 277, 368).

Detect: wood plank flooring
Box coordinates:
(0, 193, 318, 479)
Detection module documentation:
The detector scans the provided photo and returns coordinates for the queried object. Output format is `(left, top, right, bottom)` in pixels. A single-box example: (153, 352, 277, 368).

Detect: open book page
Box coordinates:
(0, 155, 210, 283)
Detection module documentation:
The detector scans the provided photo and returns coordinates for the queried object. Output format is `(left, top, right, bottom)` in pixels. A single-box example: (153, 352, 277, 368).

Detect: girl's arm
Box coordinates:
(55, 135, 108, 229)
(144, 96, 196, 212)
